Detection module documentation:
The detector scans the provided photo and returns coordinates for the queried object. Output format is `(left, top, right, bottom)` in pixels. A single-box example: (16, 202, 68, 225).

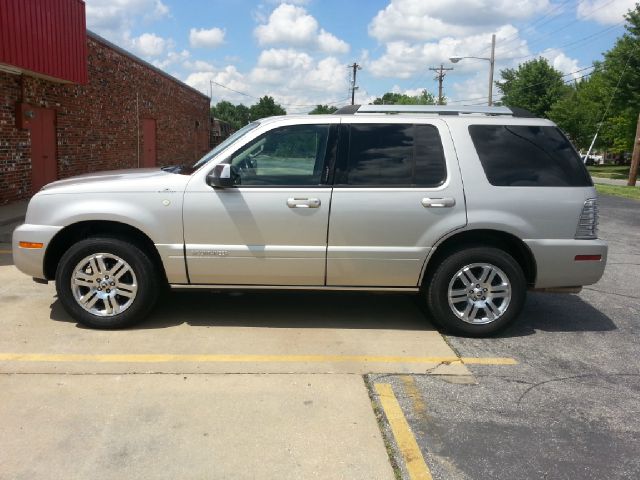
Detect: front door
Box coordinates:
(327, 120, 467, 287)
(142, 118, 157, 167)
(30, 107, 57, 192)
(183, 121, 338, 285)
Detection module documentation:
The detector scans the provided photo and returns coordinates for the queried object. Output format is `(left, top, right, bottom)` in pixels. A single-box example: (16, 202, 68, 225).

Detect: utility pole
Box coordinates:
(628, 112, 640, 186)
(429, 64, 453, 105)
(348, 62, 361, 105)
(488, 33, 496, 106)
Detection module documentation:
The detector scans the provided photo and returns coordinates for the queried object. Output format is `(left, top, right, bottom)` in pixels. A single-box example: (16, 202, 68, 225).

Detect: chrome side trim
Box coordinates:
(169, 284, 420, 292)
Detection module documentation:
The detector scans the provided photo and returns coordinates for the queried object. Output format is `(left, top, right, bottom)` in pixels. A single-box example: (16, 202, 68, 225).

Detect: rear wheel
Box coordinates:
(55, 237, 160, 329)
(426, 247, 526, 337)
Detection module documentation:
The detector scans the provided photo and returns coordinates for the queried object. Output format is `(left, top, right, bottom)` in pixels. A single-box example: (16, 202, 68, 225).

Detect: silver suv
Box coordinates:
(12, 105, 607, 336)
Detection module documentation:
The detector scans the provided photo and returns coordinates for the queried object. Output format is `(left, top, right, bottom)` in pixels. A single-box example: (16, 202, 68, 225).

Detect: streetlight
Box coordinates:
(450, 34, 496, 106)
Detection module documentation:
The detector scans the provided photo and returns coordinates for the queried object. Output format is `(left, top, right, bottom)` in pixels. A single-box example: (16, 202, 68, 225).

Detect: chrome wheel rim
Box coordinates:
(447, 263, 511, 325)
(70, 253, 138, 317)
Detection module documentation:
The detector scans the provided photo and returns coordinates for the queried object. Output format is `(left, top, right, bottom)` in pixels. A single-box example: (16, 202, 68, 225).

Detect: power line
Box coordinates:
(479, 0, 620, 56)
(496, 0, 575, 49)
(511, 21, 624, 63)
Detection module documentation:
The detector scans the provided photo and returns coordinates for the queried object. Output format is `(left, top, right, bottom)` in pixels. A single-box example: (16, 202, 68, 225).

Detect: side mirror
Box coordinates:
(206, 163, 234, 188)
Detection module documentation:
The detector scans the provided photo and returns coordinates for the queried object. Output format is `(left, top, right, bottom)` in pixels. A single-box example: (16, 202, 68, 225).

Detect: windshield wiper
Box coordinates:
(161, 164, 186, 174)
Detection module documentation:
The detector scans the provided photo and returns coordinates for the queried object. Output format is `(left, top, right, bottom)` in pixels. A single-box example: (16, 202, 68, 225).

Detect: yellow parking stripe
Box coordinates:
(375, 383, 433, 480)
(400, 375, 427, 416)
(0, 353, 517, 364)
(0, 250, 12, 254)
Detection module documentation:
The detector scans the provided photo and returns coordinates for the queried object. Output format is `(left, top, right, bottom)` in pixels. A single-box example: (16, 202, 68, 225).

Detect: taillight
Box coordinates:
(575, 198, 598, 240)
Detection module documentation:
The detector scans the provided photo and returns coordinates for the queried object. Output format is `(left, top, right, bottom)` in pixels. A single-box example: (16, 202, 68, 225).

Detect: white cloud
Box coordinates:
(450, 71, 495, 105)
(369, 25, 529, 78)
(540, 49, 582, 77)
(183, 59, 216, 72)
(577, 0, 636, 25)
(184, 51, 351, 113)
(130, 32, 166, 56)
(390, 85, 431, 97)
(189, 27, 226, 48)
(255, 49, 313, 70)
(85, 0, 170, 42)
(254, 3, 349, 54)
(369, 0, 550, 42)
(152, 49, 190, 70)
(317, 30, 349, 54)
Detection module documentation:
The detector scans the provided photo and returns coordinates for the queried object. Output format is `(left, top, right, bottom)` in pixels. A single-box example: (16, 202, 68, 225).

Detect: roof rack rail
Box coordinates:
(334, 104, 536, 118)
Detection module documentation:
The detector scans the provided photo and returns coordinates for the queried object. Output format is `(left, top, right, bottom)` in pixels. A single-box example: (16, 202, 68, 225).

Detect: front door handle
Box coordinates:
(287, 197, 321, 208)
(422, 197, 456, 208)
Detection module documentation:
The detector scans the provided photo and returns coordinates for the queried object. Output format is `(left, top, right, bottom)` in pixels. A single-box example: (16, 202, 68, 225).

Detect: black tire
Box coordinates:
(426, 246, 526, 337)
(55, 237, 160, 329)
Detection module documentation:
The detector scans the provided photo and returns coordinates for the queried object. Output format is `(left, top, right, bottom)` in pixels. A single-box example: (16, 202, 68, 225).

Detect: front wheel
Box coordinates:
(426, 247, 526, 337)
(55, 237, 160, 329)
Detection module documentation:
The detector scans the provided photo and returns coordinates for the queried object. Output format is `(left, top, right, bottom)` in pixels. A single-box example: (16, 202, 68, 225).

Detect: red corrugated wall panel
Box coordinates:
(0, 0, 87, 84)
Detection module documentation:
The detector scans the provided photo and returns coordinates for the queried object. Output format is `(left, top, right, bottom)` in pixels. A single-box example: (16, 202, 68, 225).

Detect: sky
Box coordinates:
(83, 0, 638, 113)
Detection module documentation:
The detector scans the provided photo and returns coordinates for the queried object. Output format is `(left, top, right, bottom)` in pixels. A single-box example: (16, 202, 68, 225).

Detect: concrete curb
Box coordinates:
(592, 176, 639, 187)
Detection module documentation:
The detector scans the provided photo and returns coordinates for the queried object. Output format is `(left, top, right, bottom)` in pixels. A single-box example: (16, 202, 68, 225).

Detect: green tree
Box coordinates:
(249, 96, 286, 121)
(548, 68, 607, 150)
(596, 4, 640, 152)
(371, 90, 437, 105)
(548, 4, 640, 154)
(210, 101, 249, 130)
(496, 58, 569, 117)
(308, 104, 338, 114)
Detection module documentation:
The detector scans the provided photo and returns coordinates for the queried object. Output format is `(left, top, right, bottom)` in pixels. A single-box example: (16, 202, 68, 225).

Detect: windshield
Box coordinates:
(179, 122, 260, 174)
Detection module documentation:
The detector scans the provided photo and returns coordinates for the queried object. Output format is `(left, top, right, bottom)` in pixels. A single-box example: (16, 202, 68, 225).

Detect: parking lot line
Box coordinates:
(0, 353, 517, 365)
(401, 375, 428, 416)
(0, 250, 12, 254)
(375, 382, 433, 480)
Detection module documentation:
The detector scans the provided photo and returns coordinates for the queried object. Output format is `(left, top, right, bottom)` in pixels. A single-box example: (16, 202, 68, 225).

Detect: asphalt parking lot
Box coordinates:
(370, 194, 640, 479)
(0, 194, 638, 479)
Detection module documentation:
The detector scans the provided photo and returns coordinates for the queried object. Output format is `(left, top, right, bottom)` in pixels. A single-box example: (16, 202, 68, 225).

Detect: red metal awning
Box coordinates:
(0, 0, 87, 84)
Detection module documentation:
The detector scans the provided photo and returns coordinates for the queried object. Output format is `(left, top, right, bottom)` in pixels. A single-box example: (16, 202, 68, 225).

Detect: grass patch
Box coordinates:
(596, 183, 640, 201)
(588, 165, 630, 179)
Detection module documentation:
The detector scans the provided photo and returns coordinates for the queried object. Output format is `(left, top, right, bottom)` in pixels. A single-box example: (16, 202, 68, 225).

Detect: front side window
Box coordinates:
(469, 125, 592, 187)
(340, 124, 446, 187)
(228, 124, 330, 186)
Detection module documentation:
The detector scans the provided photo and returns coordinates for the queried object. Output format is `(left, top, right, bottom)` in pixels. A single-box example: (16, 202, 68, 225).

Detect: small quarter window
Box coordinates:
(342, 124, 446, 187)
(469, 125, 591, 187)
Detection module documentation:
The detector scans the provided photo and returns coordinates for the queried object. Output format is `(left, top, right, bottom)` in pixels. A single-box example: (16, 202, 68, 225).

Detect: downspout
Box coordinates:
(136, 91, 140, 168)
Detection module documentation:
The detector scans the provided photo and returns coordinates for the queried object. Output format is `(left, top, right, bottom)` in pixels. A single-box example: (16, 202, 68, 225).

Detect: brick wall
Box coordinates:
(0, 35, 210, 205)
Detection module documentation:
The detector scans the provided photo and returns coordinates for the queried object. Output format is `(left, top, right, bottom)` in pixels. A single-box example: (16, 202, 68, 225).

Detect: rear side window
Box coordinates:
(469, 125, 591, 187)
(341, 124, 446, 187)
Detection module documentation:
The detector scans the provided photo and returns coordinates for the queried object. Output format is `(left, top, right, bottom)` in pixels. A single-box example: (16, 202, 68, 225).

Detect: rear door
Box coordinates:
(326, 118, 466, 287)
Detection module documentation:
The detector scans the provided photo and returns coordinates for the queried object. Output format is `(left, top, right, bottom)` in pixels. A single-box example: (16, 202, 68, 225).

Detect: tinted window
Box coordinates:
(469, 125, 591, 187)
(229, 124, 330, 186)
(343, 124, 446, 187)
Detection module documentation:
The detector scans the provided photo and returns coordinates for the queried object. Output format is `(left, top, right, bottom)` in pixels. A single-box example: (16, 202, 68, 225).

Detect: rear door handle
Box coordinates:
(421, 197, 456, 208)
(287, 197, 321, 208)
